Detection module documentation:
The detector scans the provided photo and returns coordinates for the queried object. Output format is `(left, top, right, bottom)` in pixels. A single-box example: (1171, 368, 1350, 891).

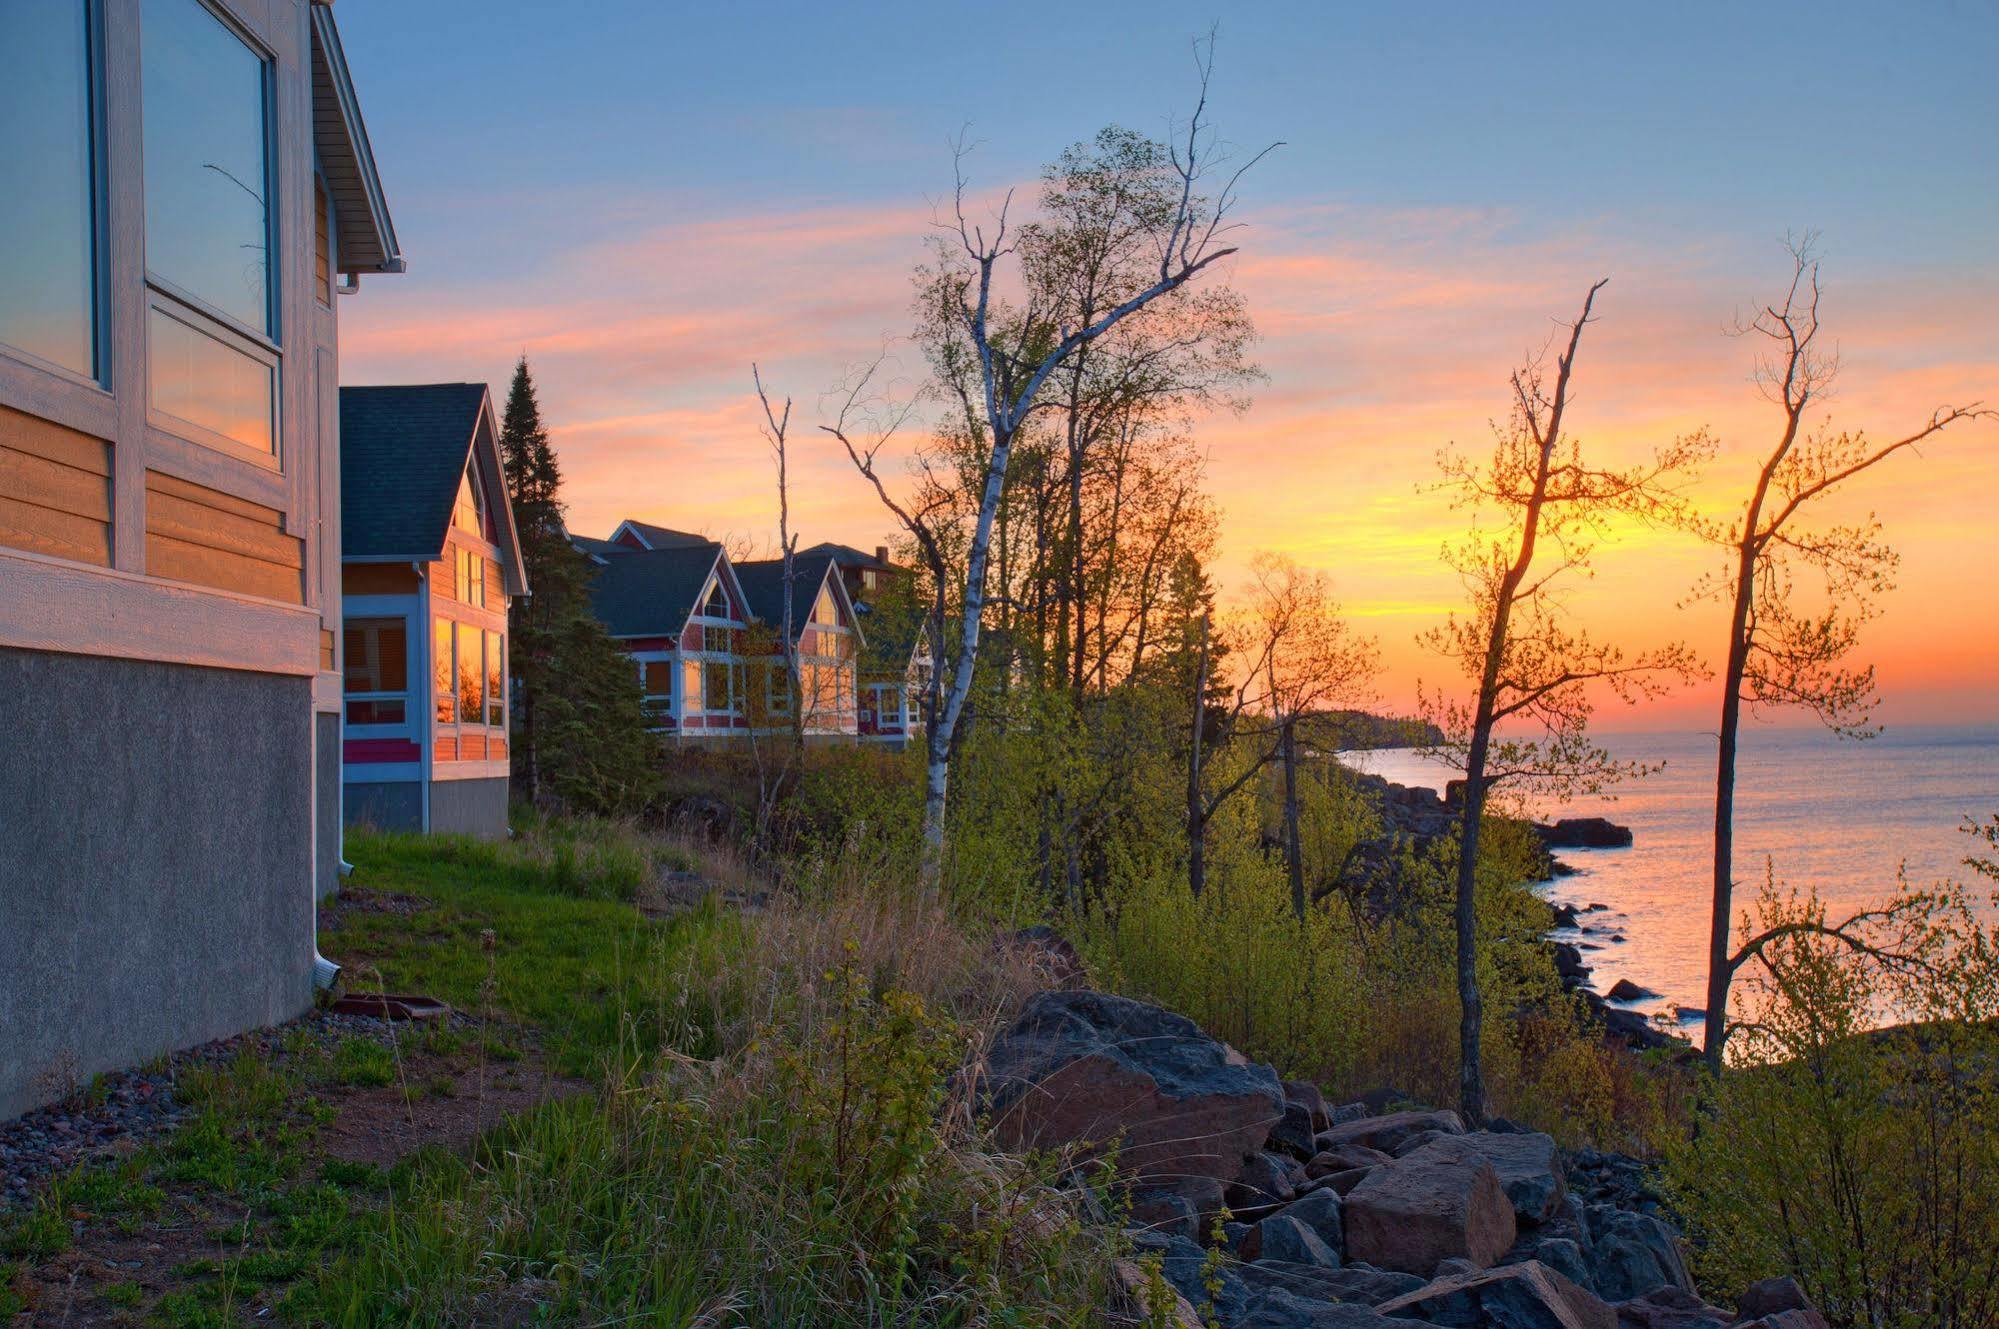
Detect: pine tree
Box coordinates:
(500, 357, 659, 814)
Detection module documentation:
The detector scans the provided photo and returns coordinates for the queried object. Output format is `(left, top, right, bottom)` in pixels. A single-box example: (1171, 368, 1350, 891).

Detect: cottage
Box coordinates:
(805, 542, 930, 748)
(0, 1, 400, 1117)
(734, 552, 865, 738)
(579, 532, 755, 740)
(338, 384, 526, 838)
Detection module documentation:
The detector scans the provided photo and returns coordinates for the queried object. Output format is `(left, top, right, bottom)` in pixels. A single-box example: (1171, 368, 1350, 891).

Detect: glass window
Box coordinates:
(456, 622, 481, 726)
(146, 306, 273, 451)
(702, 624, 730, 655)
(142, 0, 271, 334)
(453, 468, 484, 538)
(485, 629, 504, 727)
(0, 0, 97, 377)
(703, 660, 732, 714)
(766, 663, 791, 716)
(702, 581, 727, 618)
(641, 659, 673, 728)
(433, 618, 454, 724)
(812, 586, 839, 627)
(681, 658, 701, 711)
(343, 617, 408, 725)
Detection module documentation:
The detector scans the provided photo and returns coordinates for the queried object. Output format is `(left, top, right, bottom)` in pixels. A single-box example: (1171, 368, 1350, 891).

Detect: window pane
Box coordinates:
(142, 0, 270, 333)
(642, 660, 672, 696)
(457, 622, 481, 725)
(345, 699, 405, 726)
(433, 618, 454, 724)
(703, 661, 731, 712)
(147, 306, 272, 451)
(342, 617, 407, 693)
(0, 0, 96, 376)
(682, 659, 701, 710)
(703, 625, 729, 654)
(485, 629, 504, 726)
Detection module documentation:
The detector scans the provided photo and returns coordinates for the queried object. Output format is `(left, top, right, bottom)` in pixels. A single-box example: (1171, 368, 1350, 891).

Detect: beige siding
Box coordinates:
(144, 471, 304, 604)
(0, 403, 112, 566)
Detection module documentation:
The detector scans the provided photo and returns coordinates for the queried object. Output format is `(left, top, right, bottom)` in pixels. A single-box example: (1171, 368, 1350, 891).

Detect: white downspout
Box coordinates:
(311, 709, 342, 989)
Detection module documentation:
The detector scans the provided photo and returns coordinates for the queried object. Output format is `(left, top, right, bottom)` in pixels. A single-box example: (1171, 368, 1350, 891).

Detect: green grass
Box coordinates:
(331, 828, 737, 1076)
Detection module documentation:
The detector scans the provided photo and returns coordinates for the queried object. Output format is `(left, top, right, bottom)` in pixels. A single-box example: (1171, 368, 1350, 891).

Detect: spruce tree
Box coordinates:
(500, 357, 659, 814)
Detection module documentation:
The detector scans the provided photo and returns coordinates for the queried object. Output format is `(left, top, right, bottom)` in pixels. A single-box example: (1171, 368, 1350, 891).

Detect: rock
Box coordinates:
(1246, 1213, 1340, 1268)
(1112, 1256, 1205, 1327)
(984, 990, 1283, 1185)
(1229, 1150, 1302, 1221)
(1552, 903, 1583, 929)
(1328, 1100, 1373, 1126)
(1605, 979, 1661, 1003)
(1390, 1129, 1455, 1158)
(1323, 1167, 1374, 1196)
(1224, 1220, 1254, 1253)
(1736, 1277, 1811, 1319)
(1128, 1187, 1203, 1242)
(1585, 1205, 1694, 1301)
(997, 925, 1087, 988)
(1240, 1260, 1429, 1308)
(1378, 1260, 1618, 1329)
(1318, 1109, 1465, 1156)
(1308, 1143, 1394, 1177)
(1513, 1235, 1594, 1291)
(1736, 1314, 1831, 1329)
(1285, 1079, 1333, 1133)
(1238, 1286, 1429, 1328)
(1611, 1286, 1735, 1327)
(1455, 1130, 1566, 1224)
(1342, 1135, 1519, 1275)
(1129, 1230, 1250, 1321)
(1554, 942, 1590, 984)
(1270, 1098, 1321, 1160)
(1537, 818, 1634, 849)
(1273, 1186, 1345, 1259)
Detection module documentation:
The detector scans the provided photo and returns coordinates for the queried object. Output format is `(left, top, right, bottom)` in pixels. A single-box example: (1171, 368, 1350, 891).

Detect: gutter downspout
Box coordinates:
(417, 562, 432, 832)
(311, 710, 342, 990)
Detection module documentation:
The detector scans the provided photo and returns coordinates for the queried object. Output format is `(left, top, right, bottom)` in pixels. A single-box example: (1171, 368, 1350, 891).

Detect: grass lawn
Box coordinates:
(0, 823, 731, 1327)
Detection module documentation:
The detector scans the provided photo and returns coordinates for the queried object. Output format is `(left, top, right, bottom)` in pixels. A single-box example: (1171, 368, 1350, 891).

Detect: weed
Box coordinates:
(329, 1037, 394, 1088)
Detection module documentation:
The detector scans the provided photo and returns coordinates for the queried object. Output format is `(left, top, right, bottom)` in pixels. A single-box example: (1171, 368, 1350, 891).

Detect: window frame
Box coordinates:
(0, 0, 110, 391)
(341, 614, 410, 731)
(138, 0, 283, 467)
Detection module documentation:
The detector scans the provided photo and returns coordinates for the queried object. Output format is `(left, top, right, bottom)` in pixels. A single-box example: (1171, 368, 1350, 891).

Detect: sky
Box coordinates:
(331, 1, 1999, 728)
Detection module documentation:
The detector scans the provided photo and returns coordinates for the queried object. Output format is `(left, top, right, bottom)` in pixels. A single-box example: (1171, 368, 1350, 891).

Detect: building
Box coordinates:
(804, 542, 929, 748)
(577, 525, 867, 742)
(339, 384, 526, 838)
(733, 552, 864, 738)
(0, 0, 400, 1118)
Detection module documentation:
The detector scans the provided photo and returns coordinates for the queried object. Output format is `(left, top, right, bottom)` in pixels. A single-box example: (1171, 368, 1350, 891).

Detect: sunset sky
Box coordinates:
(334, 1, 1998, 728)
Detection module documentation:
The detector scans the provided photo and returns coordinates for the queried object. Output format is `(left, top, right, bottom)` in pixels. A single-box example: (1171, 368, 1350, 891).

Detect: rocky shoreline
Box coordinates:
(1335, 766, 1687, 1056)
(986, 987, 1819, 1328)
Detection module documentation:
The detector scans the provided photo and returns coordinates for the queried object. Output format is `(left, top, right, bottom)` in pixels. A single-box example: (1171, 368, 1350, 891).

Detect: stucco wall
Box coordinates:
(343, 779, 421, 833)
(0, 647, 314, 1121)
(430, 777, 509, 839)
(316, 712, 341, 900)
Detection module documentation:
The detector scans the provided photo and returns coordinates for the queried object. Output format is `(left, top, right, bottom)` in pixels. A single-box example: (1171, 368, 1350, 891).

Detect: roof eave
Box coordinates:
(310, 5, 403, 276)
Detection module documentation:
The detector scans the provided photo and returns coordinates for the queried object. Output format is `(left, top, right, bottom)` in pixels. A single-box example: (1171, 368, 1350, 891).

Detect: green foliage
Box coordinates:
(499, 356, 661, 817)
(329, 1036, 395, 1088)
(1666, 845, 1999, 1328)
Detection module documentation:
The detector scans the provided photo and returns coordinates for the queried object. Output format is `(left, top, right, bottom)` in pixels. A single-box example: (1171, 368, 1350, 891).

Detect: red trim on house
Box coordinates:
(345, 737, 421, 764)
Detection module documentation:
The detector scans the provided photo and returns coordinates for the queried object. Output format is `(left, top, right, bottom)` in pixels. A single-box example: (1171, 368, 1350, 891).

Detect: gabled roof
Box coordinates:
(309, 6, 401, 276)
(586, 543, 738, 639)
(611, 519, 714, 551)
(732, 553, 865, 650)
(802, 541, 899, 574)
(570, 533, 627, 562)
(339, 384, 527, 593)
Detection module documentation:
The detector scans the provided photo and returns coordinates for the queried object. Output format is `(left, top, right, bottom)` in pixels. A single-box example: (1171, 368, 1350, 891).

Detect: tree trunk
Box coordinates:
(1187, 613, 1211, 898)
(920, 727, 950, 893)
(1283, 718, 1305, 921)
(1704, 536, 1760, 1072)
(1454, 711, 1496, 1126)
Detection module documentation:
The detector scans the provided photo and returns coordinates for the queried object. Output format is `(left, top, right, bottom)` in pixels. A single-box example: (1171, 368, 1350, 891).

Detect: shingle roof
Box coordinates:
(801, 541, 898, 573)
(339, 384, 489, 560)
(586, 544, 725, 638)
(733, 554, 839, 645)
(617, 520, 714, 551)
(570, 533, 625, 560)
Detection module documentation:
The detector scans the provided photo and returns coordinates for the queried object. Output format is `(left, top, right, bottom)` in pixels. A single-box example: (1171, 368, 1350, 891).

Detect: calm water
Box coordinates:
(1342, 725, 1999, 1034)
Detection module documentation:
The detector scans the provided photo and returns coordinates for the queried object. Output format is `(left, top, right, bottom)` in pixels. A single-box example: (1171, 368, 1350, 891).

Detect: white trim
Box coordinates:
(433, 758, 508, 782)
(0, 545, 318, 675)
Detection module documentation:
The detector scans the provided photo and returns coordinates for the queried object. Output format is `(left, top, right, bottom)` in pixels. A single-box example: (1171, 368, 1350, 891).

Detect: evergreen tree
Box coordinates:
(499, 357, 659, 815)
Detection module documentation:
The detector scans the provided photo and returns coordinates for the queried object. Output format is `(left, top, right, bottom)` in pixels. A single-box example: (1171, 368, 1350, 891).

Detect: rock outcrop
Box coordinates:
(1342, 1135, 1519, 1274)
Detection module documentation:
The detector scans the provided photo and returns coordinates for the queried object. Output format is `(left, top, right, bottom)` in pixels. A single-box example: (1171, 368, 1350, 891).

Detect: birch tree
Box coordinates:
(1424, 281, 1707, 1123)
(1691, 245, 1993, 1071)
(833, 38, 1275, 890)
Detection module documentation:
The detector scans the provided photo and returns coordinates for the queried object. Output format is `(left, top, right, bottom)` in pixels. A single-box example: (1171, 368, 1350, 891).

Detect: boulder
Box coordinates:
(1307, 1143, 1394, 1178)
(1229, 1149, 1302, 1220)
(1128, 1187, 1203, 1242)
(1610, 1286, 1734, 1328)
(1537, 818, 1634, 849)
(1455, 1130, 1566, 1224)
(1322, 1167, 1375, 1196)
(1129, 1230, 1250, 1322)
(1377, 1260, 1618, 1329)
(1342, 1135, 1518, 1274)
(1270, 1098, 1321, 1160)
(1606, 979, 1661, 1003)
(1390, 1129, 1455, 1157)
(1585, 1206, 1694, 1301)
(1239, 1260, 1428, 1308)
(1112, 1256, 1204, 1328)
(1318, 1109, 1465, 1156)
(1514, 1235, 1594, 1291)
(984, 989, 1283, 1185)
(1237, 1286, 1429, 1328)
(1246, 1213, 1340, 1268)
(1736, 1278, 1811, 1319)
(1272, 1187, 1345, 1258)
(1285, 1079, 1333, 1133)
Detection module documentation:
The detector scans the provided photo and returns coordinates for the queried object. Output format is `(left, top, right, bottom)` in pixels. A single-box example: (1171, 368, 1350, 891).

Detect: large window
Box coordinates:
(485, 629, 504, 727)
(342, 617, 408, 726)
(0, 0, 99, 377)
(142, 0, 277, 454)
(640, 659, 673, 729)
(432, 618, 454, 724)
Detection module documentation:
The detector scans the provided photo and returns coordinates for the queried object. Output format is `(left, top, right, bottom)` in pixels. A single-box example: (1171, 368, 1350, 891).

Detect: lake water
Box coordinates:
(1341, 724, 1999, 1037)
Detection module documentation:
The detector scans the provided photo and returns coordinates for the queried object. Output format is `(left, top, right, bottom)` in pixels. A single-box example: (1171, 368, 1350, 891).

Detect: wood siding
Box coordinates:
(343, 562, 418, 596)
(144, 470, 304, 604)
(314, 176, 332, 306)
(0, 402, 113, 566)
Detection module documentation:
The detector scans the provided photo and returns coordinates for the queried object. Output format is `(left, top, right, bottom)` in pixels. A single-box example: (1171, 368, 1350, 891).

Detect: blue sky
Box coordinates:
(332, 2, 1999, 722)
